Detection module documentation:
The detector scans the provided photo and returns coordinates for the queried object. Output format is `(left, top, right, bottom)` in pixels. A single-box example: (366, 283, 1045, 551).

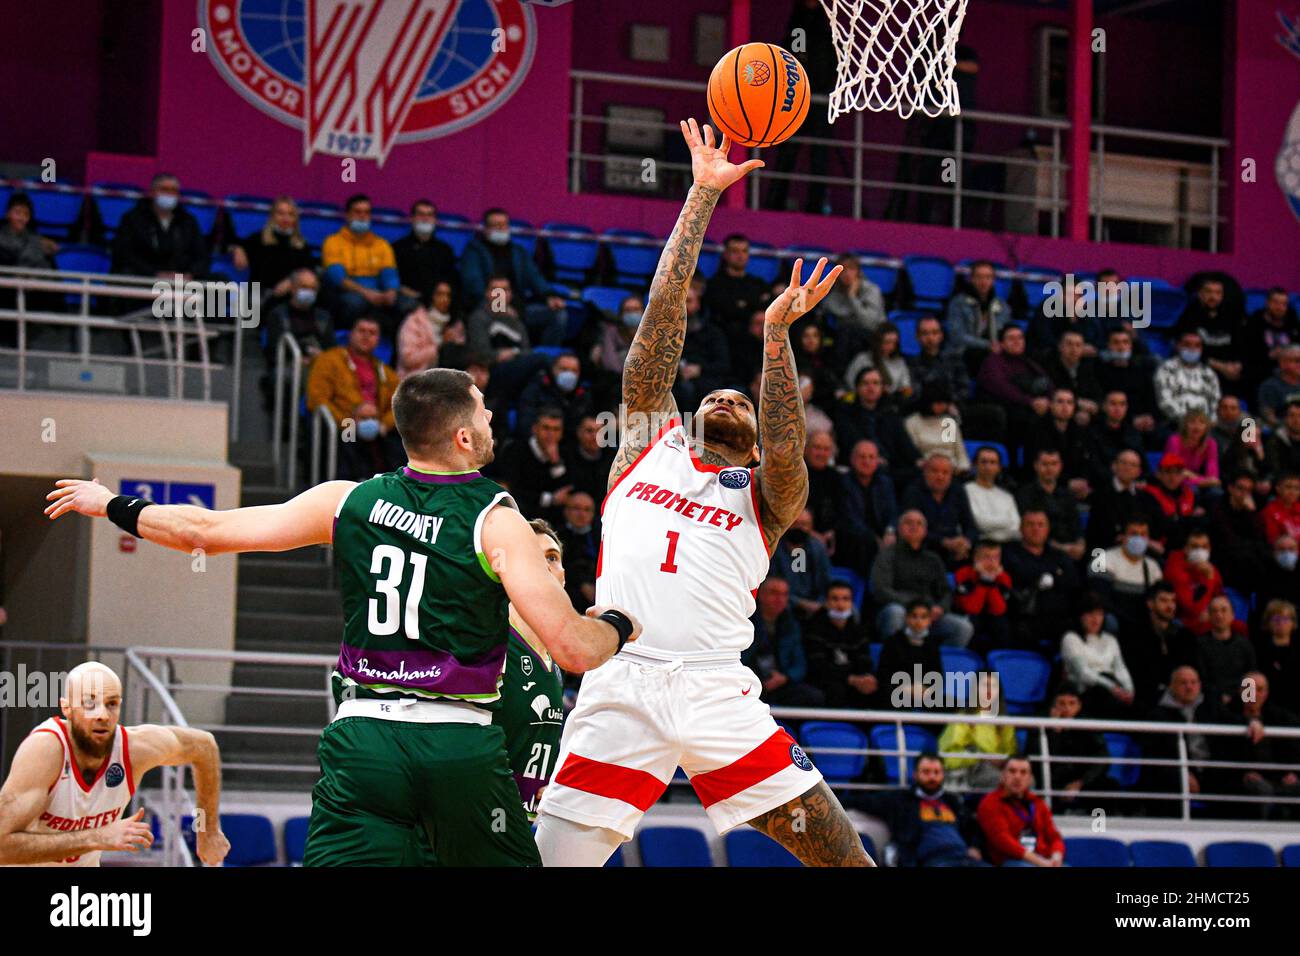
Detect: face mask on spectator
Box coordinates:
(294, 288, 317, 308)
(1187, 547, 1210, 565)
(274, 225, 294, 238)
(155, 194, 178, 212)
(622, 310, 642, 328)
(1278, 550, 1299, 571)
(413, 221, 435, 238)
(357, 418, 381, 441)
(555, 370, 578, 392)
(1179, 348, 1202, 364)
(349, 219, 371, 234)
(904, 625, 929, 643)
(487, 228, 510, 245)
(827, 608, 853, 623)
(1125, 535, 1149, 557)
(1101, 349, 1131, 363)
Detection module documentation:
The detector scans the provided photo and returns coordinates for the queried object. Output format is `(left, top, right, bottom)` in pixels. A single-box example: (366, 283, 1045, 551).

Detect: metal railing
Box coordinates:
(270, 332, 304, 488)
(310, 403, 339, 492)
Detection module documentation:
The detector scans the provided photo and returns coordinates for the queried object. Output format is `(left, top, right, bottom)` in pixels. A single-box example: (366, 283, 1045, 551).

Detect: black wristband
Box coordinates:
(106, 495, 154, 537)
(597, 610, 634, 653)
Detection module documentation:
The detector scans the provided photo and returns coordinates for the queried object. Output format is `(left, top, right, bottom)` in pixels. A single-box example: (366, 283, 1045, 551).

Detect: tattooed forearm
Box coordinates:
(611, 183, 721, 489)
(755, 319, 809, 552)
(747, 781, 874, 867)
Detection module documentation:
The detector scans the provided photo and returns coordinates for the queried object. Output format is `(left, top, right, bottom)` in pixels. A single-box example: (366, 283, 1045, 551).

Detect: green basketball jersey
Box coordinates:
(494, 625, 565, 819)
(330, 466, 514, 708)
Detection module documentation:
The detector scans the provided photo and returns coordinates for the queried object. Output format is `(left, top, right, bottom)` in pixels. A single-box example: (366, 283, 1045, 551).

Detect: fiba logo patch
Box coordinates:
(105, 762, 126, 788)
(744, 61, 771, 87)
(789, 744, 814, 772)
(719, 468, 751, 490)
(200, 0, 538, 166)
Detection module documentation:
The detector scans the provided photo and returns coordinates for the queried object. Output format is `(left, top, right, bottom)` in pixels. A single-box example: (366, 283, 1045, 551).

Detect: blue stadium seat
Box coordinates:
(581, 284, 631, 318)
(637, 826, 713, 867)
(54, 244, 110, 275)
(957, 258, 1012, 303)
(964, 441, 1009, 467)
(859, 833, 878, 861)
(209, 253, 250, 284)
(1244, 288, 1270, 316)
(435, 212, 473, 257)
(799, 721, 868, 781)
(903, 255, 955, 310)
(1203, 841, 1276, 868)
(1223, 587, 1250, 624)
(225, 193, 273, 240)
(1147, 288, 1187, 328)
(828, 565, 865, 610)
(182, 813, 276, 866)
(696, 246, 720, 279)
(283, 816, 309, 865)
(1144, 333, 1173, 360)
(1146, 450, 1164, 476)
(869, 725, 937, 783)
(1128, 275, 1174, 291)
(939, 646, 985, 680)
(1064, 836, 1131, 867)
(1102, 732, 1142, 788)
(1281, 844, 1300, 868)
(511, 219, 537, 255)
(890, 313, 921, 357)
(869, 643, 883, 669)
(603, 228, 658, 287)
(182, 190, 217, 235)
(29, 184, 85, 238)
(298, 202, 341, 248)
(746, 241, 781, 284)
(543, 222, 599, 283)
(987, 650, 1052, 715)
(725, 829, 801, 867)
(854, 249, 899, 296)
(605, 845, 625, 867)
(1130, 840, 1197, 867)
(370, 206, 407, 243)
(93, 182, 142, 237)
(1019, 265, 1064, 311)
(531, 345, 569, 363)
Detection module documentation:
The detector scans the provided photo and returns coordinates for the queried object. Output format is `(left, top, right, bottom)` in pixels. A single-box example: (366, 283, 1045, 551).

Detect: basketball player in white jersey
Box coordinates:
(0, 661, 229, 866)
(535, 119, 873, 866)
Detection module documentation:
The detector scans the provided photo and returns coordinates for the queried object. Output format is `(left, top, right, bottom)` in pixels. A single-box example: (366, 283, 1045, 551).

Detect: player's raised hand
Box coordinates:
(97, 808, 154, 854)
(44, 478, 115, 520)
(197, 826, 231, 866)
(681, 118, 764, 193)
(765, 257, 844, 329)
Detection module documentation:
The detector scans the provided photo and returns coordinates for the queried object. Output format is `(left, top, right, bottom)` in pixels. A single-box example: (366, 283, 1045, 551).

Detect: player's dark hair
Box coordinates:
(527, 518, 564, 556)
(344, 193, 371, 212)
(392, 368, 477, 459)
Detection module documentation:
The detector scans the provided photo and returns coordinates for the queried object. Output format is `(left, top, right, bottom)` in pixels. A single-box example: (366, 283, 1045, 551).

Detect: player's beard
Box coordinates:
(470, 423, 495, 468)
(699, 408, 757, 460)
(67, 717, 114, 761)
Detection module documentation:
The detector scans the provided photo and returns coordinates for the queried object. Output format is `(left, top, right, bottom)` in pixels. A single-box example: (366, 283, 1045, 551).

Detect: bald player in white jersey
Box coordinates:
(535, 119, 873, 867)
(0, 662, 229, 866)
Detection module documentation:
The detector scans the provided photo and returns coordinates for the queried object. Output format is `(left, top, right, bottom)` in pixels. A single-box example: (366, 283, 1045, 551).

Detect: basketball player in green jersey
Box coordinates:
(45, 368, 640, 866)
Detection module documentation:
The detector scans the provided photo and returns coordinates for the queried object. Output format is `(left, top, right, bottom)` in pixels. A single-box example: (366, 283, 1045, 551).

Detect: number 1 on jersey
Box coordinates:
(660, 530, 680, 574)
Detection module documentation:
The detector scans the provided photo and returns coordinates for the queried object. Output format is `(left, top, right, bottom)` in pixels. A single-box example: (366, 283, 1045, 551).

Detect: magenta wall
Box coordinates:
(82, 0, 1300, 287)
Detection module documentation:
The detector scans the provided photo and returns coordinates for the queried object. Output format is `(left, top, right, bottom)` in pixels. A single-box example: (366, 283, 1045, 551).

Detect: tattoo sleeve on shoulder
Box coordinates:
(754, 323, 808, 551)
(747, 781, 874, 867)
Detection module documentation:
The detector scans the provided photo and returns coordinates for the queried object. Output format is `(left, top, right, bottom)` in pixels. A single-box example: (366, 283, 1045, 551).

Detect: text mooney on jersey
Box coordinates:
(369, 499, 444, 544)
(625, 482, 746, 530)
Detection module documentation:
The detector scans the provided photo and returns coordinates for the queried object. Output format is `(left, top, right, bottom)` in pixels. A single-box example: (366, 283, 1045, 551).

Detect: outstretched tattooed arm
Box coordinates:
(754, 257, 844, 553)
(609, 118, 764, 490)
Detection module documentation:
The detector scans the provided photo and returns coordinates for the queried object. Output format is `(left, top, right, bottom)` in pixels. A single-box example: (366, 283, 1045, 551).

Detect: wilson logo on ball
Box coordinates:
(779, 49, 801, 112)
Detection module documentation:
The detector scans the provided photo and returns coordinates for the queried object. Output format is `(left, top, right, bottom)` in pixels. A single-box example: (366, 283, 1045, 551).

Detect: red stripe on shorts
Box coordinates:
(689, 729, 797, 809)
(553, 753, 667, 812)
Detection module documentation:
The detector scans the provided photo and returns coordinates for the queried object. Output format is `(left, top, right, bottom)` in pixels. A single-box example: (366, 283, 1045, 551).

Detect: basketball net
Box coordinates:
(818, 0, 970, 121)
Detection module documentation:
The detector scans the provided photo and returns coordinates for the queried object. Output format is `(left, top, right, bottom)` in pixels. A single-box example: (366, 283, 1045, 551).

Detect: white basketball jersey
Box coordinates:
(24, 717, 134, 866)
(596, 420, 770, 659)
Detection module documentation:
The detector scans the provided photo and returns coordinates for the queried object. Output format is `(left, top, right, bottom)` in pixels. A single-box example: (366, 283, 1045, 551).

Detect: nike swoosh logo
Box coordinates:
(523, 682, 536, 691)
(742, 687, 751, 696)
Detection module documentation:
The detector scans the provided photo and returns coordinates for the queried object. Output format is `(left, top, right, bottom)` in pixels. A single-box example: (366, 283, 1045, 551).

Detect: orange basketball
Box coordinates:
(707, 43, 811, 148)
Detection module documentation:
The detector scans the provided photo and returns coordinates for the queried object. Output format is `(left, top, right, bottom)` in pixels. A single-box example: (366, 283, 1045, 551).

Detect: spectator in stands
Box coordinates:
(265, 268, 332, 364)
(844, 322, 912, 400)
(1209, 471, 1270, 591)
(1092, 515, 1164, 625)
(702, 234, 772, 333)
(1024, 388, 1094, 499)
(490, 408, 574, 526)
(837, 439, 899, 572)
(1087, 449, 1146, 552)
(675, 283, 732, 409)
(305, 315, 401, 480)
(393, 199, 458, 309)
(771, 508, 834, 620)
(517, 352, 592, 438)
(556, 492, 598, 611)
(876, 599, 946, 708)
(1217, 670, 1300, 820)
(1024, 686, 1112, 813)
(802, 580, 877, 708)
(976, 756, 1065, 867)
(588, 293, 641, 408)
(111, 172, 209, 280)
(975, 324, 1052, 453)
(1196, 595, 1256, 707)
(903, 381, 969, 474)
(1139, 665, 1225, 812)
(467, 273, 550, 409)
(563, 414, 615, 504)
(940, 677, 1016, 790)
(320, 194, 409, 333)
(1028, 279, 1105, 358)
(1165, 529, 1225, 637)
(1212, 394, 1269, 493)
(822, 252, 886, 336)
(1014, 449, 1084, 560)
(1164, 409, 1220, 494)
(944, 260, 1009, 374)
(1042, 330, 1102, 420)
(0, 192, 57, 269)
(1261, 471, 1300, 544)
(901, 453, 976, 567)
(1174, 276, 1245, 387)
(729, 309, 767, 387)
(800, 374, 835, 437)
(745, 576, 825, 706)
(1265, 402, 1300, 480)
(850, 754, 987, 866)
(394, 305, 444, 381)
(794, 319, 846, 408)
(952, 539, 1012, 652)
(1140, 452, 1202, 549)
(1258, 536, 1300, 637)
(803, 431, 845, 555)
(1060, 593, 1137, 718)
(871, 510, 973, 646)
(1096, 327, 1159, 442)
(1155, 330, 1221, 424)
(964, 446, 1020, 544)
(229, 195, 315, 304)
(1256, 599, 1300, 713)
(460, 207, 566, 346)
(1119, 581, 1195, 706)
(1003, 509, 1080, 649)
(1257, 344, 1300, 429)
(835, 368, 922, 487)
(1086, 392, 1144, 488)
(909, 314, 990, 427)
(1243, 287, 1300, 399)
